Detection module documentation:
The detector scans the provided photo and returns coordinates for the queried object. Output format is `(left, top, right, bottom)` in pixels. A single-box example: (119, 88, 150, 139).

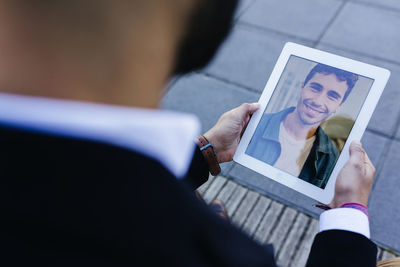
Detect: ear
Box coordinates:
(301, 81, 305, 89)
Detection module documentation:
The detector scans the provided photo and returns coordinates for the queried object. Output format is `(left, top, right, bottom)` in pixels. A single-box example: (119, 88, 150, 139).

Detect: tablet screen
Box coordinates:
(245, 55, 374, 189)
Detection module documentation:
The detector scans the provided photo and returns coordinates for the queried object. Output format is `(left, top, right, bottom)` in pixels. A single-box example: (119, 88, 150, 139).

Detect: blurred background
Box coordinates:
(162, 0, 400, 255)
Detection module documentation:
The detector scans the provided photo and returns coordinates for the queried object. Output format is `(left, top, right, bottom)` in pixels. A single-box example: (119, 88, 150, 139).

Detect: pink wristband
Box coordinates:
(340, 202, 369, 218)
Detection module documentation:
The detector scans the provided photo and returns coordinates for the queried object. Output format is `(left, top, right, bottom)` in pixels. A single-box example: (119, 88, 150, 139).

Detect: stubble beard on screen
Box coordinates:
(297, 99, 331, 127)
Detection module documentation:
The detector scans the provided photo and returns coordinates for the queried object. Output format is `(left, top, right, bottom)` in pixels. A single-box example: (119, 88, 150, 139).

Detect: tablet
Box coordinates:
(233, 42, 390, 204)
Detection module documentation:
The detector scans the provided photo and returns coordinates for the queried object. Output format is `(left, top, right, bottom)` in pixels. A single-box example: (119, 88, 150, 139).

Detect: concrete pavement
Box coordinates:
(162, 0, 400, 253)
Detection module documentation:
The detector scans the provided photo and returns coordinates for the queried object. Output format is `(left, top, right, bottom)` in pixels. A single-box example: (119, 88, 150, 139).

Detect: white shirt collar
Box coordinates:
(0, 92, 200, 179)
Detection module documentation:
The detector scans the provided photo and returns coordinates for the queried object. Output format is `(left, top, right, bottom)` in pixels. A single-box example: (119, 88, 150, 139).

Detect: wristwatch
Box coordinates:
(196, 135, 221, 176)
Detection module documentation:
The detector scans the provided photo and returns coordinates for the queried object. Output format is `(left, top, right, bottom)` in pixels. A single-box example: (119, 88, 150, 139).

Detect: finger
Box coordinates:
(247, 103, 260, 114)
(363, 150, 373, 167)
(240, 114, 252, 137)
(243, 103, 259, 124)
(349, 140, 365, 164)
(240, 102, 260, 115)
(363, 151, 376, 176)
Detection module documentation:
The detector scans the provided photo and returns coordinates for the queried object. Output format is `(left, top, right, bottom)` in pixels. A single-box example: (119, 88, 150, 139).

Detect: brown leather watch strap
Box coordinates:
(196, 135, 221, 176)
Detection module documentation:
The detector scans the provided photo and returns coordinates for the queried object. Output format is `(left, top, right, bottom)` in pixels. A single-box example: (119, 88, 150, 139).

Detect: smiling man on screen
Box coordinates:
(0, 1, 378, 266)
(247, 64, 359, 188)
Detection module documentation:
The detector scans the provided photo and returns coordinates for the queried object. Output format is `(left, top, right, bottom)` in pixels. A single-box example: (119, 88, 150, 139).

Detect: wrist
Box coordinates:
(340, 202, 369, 218)
(203, 131, 223, 162)
(196, 135, 221, 176)
(331, 193, 368, 209)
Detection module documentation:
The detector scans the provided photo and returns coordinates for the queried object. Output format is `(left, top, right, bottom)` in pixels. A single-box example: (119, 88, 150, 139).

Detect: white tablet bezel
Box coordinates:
(233, 42, 390, 204)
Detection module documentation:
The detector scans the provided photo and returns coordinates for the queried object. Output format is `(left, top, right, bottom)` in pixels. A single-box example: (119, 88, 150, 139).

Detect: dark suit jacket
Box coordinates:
(0, 126, 377, 266)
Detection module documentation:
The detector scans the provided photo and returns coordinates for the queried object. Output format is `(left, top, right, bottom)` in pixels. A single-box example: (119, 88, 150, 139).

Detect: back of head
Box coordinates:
(0, 0, 238, 106)
(173, 0, 239, 74)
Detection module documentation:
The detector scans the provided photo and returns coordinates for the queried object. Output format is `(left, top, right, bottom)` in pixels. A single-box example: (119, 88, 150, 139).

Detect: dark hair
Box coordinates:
(173, 0, 239, 74)
(304, 63, 359, 103)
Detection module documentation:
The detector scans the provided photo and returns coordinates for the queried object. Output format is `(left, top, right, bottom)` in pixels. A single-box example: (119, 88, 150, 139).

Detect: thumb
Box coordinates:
(349, 140, 364, 164)
(243, 102, 260, 114)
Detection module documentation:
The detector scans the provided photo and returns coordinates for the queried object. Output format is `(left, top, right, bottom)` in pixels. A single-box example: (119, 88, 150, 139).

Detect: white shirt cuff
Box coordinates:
(319, 208, 370, 239)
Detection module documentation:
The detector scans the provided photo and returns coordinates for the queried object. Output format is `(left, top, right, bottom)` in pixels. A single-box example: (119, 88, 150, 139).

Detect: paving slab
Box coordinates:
(368, 140, 400, 253)
(163, 73, 258, 131)
(162, 0, 400, 255)
(361, 130, 390, 171)
(316, 44, 400, 137)
(162, 73, 258, 174)
(204, 25, 312, 92)
(351, 0, 400, 11)
(238, 0, 343, 41)
(320, 2, 400, 64)
(397, 127, 400, 140)
(235, 0, 257, 19)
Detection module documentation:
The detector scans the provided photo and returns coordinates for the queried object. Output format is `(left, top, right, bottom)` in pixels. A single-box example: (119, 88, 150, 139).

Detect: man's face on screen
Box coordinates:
(296, 72, 348, 126)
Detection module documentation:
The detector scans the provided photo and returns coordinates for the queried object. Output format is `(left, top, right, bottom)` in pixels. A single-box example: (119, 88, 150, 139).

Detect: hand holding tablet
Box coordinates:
(329, 141, 375, 209)
(234, 43, 390, 204)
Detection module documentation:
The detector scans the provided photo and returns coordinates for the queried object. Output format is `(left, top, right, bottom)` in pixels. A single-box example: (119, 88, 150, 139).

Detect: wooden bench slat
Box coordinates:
(253, 201, 284, 244)
(197, 174, 215, 195)
(225, 185, 248, 217)
(290, 219, 318, 267)
(231, 191, 260, 227)
(242, 196, 272, 237)
(277, 213, 309, 267)
(215, 180, 238, 203)
(203, 176, 227, 203)
(267, 207, 297, 252)
(200, 177, 400, 264)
